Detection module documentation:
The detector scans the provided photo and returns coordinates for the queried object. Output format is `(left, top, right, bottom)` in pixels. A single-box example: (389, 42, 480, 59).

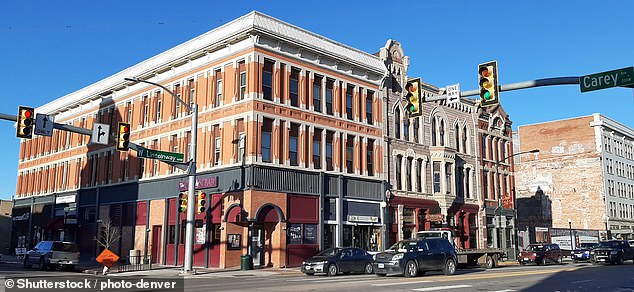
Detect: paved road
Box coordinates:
(3, 260, 634, 291)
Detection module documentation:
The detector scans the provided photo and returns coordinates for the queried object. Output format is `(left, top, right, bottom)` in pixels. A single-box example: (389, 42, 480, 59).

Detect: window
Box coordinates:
(406, 157, 413, 191)
(126, 101, 132, 123)
(483, 170, 489, 199)
(395, 108, 401, 139)
(366, 91, 373, 124)
(238, 62, 246, 101)
(403, 119, 409, 141)
(313, 128, 322, 169)
(462, 126, 468, 154)
(456, 166, 464, 198)
(413, 117, 419, 143)
(238, 133, 246, 163)
(174, 84, 181, 115)
(188, 79, 195, 107)
(290, 124, 299, 166)
(290, 69, 299, 107)
(431, 117, 437, 146)
(214, 137, 221, 166)
(215, 70, 222, 107)
(416, 159, 422, 192)
(261, 118, 272, 163)
(156, 93, 162, 122)
(481, 134, 487, 159)
(433, 161, 441, 193)
(262, 60, 273, 101)
(439, 119, 445, 146)
(367, 139, 374, 176)
(313, 76, 322, 112)
(143, 101, 149, 127)
(346, 136, 354, 173)
(465, 168, 471, 198)
(455, 124, 460, 152)
(346, 86, 353, 120)
(396, 155, 403, 190)
(326, 131, 333, 171)
(326, 80, 333, 115)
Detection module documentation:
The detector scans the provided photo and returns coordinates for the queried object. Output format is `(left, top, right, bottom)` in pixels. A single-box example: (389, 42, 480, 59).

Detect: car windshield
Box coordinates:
(316, 248, 339, 257)
(526, 245, 545, 252)
(579, 243, 597, 249)
(387, 241, 417, 252)
(598, 241, 620, 248)
(51, 242, 79, 252)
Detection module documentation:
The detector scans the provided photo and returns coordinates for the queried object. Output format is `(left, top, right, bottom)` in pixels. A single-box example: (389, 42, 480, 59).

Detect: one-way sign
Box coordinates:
(91, 123, 110, 145)
(34, 113, 54, 137)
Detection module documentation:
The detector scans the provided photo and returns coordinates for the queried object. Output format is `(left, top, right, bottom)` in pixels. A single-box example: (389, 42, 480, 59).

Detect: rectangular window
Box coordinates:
(261, 118, 273, 163)
(290, 69, 299, 107)
(290, 123, 299, 166)
(313, 76, 322, 113)
(156, 99, 162, 122)
(395, 156, 402, 190)
(483, 170, 489, 199)
(366, 91, 373, 124)
(174, 84, 181, 116)
(326, 131, 333, 171)
(416, 159, 422, 192)
(346, 136, 354, 174)
(346, 86, 353, 120)
(262, 60, 273, 101)
(187, 79, 195, 108)
(238, 62, 246, 101)
(433, 161, 441, 193)
(215, 70, 222, 107)
(367, 139, 374, 177)
(126, 101, 132, 123)
(406, 157, 413, 191)
(445, 163, 452, 194)
(413, 118, 419, 143)
(313, 128, 322, 169)
(326, 80, 333, 115)
(143, 102, 149, 127)
(238, 133, 246, 163)
(214, 137, 221, 166)
(403, 120, 410, 141)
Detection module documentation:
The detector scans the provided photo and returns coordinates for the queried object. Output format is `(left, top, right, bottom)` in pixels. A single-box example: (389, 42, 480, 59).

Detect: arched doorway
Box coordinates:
(252, 204, 285, 267)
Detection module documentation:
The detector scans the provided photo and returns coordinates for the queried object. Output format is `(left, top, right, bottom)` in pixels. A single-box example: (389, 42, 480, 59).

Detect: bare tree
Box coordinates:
(95, 216, 120, 250)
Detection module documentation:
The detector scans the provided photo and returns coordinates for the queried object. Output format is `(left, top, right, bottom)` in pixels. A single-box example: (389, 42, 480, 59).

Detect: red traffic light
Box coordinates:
(16, 106, 35, 139)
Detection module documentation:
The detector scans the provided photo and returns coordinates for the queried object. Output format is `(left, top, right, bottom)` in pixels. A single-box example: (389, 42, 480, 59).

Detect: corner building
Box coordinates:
(12, 12, 386, 268)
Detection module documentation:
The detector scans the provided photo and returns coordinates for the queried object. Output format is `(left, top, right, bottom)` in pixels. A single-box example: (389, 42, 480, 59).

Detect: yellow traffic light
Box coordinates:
(178, 192, 188, 213)
(197, 192, 207, 214)
(116, 122, 131, 151)
(16, 106, 35, 139)
(478, 61, 499, 107)
(405, 78, 423, 118)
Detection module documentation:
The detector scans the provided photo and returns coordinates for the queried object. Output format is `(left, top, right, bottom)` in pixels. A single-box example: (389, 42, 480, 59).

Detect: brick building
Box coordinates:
(515, 114, 634, 244)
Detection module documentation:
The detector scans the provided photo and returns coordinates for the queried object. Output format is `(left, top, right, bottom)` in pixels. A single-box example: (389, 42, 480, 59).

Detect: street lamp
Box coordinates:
(495, 148, 540, 256)
(568, 219, 574, 252)
(125, 77, 199, 274)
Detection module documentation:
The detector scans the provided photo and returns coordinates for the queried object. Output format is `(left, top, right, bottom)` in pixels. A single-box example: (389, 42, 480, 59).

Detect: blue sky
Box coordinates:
(0, 1, 632, 199)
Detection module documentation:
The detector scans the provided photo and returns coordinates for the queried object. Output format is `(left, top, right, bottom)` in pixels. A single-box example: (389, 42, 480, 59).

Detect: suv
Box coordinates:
(518, 243, 563, 265)
(24, 241, 80, 270)
(591, 240, 634, 265)
(373, 238, 457, 277)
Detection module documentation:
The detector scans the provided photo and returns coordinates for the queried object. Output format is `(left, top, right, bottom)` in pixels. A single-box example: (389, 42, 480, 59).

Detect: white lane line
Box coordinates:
(488, 290, 517, 292)
(412, 285, 473, 291)
(570, 279, 593, 284)
(287, 276, 378, 283)
(372, 280, 433, 287)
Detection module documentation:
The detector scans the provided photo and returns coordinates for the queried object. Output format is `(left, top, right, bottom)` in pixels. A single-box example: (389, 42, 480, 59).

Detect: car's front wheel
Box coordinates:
(364, 262, 373, 274)
(442, 258, 457, 275)
(327, 263, 338, 276)
(404, 260, 418, 278)
(556, 256, 563, 265)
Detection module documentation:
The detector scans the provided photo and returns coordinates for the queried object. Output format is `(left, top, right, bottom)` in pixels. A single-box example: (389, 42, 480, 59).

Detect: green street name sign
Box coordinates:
(580, 67, 634, 93)
(137, 147, 184, 163)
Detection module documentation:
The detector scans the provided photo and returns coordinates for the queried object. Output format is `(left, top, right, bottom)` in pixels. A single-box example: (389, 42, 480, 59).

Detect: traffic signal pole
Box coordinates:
(459, 76, 580, 98)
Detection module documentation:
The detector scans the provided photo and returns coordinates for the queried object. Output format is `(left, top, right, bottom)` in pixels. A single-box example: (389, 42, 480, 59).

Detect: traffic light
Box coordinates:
(178, 192, 188, 213)
(478, 61, 499, 107)
(16, 106, 35, 139)
(197, 192, 207, 214)
(404, 78, 423, 118)
(116, 122, 131, 151)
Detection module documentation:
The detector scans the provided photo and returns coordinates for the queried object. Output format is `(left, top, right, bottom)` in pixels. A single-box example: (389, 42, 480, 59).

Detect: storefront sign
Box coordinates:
(425, 214, 444, 222)
(347, 215, 378, 223)
(303, 224, 317, 244)
(196, 224, 206, 244)
(12, 213, 30, 221)
(178, 177, 218, 191)
(55, 194, 76, 204)
(287, 224, 302, 244)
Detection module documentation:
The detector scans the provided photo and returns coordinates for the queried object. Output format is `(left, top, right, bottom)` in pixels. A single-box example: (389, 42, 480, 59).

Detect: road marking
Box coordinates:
(372, 280, 433, 286)
(412, 284, 472, 291)
(429, 267, 583, 282)
(287, 275, 378, 283)
(488, 290, 517, 292)
(571, 279, 593, 284)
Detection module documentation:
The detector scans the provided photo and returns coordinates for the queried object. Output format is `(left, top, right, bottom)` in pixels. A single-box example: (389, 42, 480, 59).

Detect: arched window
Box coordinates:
(439, 119, 445, 146)
(395, 108, 401, 140)
(455, 124, 461, 152)
(431, 117, 437, 146)
(395, 155, 403, 190)
(462, 126, 468, 154)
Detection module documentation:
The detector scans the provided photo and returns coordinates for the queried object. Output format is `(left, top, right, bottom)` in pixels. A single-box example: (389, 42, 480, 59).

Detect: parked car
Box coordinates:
(591, 240, 634, 265)
(301, 247, 374, 276)
(572, 242, 599, 263)
(518, 243, 563, 265)
(24, 241, 79, 270)
(372, 238, 457, 277)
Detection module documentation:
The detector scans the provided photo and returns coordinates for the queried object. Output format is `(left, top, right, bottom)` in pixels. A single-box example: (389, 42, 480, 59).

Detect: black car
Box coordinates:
(373, 238, 457, 277)
(301, 247, 374, 276)
(591, 240, 634, 265)
(572, 242, 599, 263)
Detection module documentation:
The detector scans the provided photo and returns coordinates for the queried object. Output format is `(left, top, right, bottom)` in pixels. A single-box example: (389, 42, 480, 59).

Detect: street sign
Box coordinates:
(137, 146, 185, 163)
(580, 66, 634, 92)
(96, 248, 120, 268)
(446, 84, 460, 104)
(34, 113, 54, 137)
(91, 123, 110, 145)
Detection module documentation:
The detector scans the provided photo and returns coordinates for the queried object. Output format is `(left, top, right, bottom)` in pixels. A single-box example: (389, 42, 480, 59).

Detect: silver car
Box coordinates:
(24, 241, 80, 270)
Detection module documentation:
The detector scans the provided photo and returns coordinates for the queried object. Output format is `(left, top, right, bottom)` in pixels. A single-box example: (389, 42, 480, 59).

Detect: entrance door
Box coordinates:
(151, 225, 162, 263)
(252, 225, 264, 267)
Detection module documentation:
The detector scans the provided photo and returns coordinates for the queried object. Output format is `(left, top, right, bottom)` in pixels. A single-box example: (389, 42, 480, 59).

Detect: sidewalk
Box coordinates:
(102, 265, 302, 278)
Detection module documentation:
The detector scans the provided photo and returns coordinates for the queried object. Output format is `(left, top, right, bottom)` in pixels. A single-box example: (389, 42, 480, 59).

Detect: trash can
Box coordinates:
(129, 250, 140, 265)
(240, 255, 253, 271)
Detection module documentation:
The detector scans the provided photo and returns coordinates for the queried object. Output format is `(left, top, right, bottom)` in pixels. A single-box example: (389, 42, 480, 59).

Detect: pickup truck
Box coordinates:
(591, 240, 634, 265)
(417, 230, 507, 269)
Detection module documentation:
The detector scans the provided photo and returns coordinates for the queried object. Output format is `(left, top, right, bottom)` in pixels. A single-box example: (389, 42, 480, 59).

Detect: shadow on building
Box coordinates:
(516, 186, 553, 247)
